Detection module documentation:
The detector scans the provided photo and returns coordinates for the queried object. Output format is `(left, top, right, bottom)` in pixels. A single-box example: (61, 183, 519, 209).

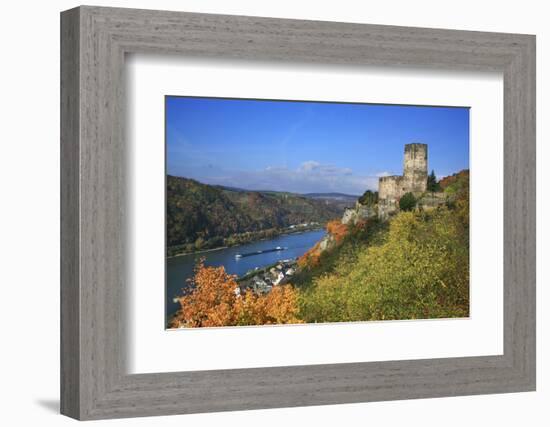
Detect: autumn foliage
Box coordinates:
(236, 285, 303, 326)
(297, 241, 322, 269)
(438, 169, 469, 191)
(170, 260, 302, 328)
(326, 220, 348, 243)
(298, 220, 348, 269)
(171, 261, 240, 327)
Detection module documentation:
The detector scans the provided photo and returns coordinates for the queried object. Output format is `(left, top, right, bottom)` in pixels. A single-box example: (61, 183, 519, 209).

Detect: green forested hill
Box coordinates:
(167, 175, 344, 252)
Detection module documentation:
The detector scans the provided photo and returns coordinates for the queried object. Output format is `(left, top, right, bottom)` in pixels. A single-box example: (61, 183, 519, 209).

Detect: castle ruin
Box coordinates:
(378, 143, 428, 219)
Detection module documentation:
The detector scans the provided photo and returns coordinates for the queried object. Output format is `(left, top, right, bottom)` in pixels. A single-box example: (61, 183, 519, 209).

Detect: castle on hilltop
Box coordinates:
(341, 143, 436, 225)
(378, 143, 428, 218)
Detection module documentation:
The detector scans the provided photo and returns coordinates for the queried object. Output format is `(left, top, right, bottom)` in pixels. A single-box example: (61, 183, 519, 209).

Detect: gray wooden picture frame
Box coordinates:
(60, 5, 536, 420)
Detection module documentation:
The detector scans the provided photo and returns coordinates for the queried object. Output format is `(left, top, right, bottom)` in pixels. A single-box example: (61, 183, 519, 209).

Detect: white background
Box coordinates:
(0, 0, 547, 426)
(128, 57, 503, 373)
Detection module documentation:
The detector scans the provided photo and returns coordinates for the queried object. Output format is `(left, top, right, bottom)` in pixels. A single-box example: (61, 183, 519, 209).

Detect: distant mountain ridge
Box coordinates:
(213, 185, 359, 200)
(167, 176, 346, 251)
(303, 192, 359, 201)
(302, 193, 359, 211)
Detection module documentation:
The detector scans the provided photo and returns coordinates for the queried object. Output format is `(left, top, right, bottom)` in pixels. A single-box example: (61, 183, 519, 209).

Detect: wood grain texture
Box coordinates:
(60, 6, 536, 420)
(60, 7, 80, 419)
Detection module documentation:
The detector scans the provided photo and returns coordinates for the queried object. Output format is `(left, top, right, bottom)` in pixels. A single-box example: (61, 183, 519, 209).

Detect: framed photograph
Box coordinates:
(61, 6, 535, 420)
(164, 98, 471, 330)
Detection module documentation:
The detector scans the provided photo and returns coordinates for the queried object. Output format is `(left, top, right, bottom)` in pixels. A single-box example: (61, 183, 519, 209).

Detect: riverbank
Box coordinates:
(167, 245, 229, 259)
(167, 224, 325, 258)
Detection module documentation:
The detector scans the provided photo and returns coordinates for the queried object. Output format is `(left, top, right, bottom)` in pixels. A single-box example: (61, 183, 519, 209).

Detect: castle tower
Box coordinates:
(377, 143, 428, 219)
(402, 143, 427, 194)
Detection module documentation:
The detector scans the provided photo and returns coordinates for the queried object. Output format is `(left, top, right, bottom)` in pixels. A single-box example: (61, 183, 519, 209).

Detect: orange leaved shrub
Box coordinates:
(236, 285, 303, 326)
(297, 241, 322, 269)
(326, 219, 348, 243)
(298, 220, 348, 269)
(170, 260, 302, 328)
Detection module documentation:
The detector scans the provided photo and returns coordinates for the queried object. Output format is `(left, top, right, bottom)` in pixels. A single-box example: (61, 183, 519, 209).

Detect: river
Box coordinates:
(166, 228, 326, 322)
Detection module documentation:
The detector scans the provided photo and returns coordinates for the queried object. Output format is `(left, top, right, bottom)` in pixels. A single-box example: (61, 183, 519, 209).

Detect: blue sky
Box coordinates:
(166, 96, 469, 195)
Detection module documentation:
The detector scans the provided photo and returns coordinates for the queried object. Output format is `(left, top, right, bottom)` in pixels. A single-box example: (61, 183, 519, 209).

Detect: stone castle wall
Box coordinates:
(341, 201, 377, 225)
(379, 175, 403, 202)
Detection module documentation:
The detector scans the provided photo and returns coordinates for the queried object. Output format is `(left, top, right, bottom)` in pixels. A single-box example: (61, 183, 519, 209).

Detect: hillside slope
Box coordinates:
(167, 175, 344, 252)
(292, 169, 470, 322)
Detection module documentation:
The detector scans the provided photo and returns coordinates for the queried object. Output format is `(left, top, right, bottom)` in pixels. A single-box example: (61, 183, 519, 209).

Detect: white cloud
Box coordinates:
(298, 161, 353, 176)
(197, 161, 380, 195)
(298, 160, 321, 172)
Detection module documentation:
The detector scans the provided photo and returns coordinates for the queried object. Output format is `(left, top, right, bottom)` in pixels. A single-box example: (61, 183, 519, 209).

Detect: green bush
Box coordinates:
(427, 170, 441, 192)
(399, 192, 416, 211)
(358, 190, 378, 206)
